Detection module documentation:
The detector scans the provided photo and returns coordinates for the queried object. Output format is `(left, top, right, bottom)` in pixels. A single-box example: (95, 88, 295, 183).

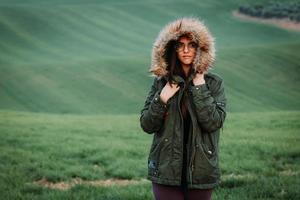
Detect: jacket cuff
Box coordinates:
(151, 92, 168, 115)
(189, 84, 210, 97)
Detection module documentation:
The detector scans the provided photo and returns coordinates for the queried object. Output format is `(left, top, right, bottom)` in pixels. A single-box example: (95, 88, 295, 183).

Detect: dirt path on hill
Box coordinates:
(233, 10, 300, 32)
(32, 178, 149, 190)
(32, 170, 298, 190)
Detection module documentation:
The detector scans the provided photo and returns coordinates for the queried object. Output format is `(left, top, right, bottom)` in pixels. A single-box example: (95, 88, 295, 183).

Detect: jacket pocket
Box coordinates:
(148, 138, 163, 177)
(200, 143, 217, 167)
(191, 142, 219, 183)
(148, 134, 172, 178)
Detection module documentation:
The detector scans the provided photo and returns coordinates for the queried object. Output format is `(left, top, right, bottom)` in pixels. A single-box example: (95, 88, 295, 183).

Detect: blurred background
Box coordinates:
(0, 0, 299, 199)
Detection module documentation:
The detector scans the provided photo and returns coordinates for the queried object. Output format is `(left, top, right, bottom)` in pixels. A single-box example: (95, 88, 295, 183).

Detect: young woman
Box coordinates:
(140, 17, 227, 200)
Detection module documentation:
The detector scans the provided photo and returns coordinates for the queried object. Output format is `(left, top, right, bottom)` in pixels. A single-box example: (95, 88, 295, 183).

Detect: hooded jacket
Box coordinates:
(140, 17, 227, 189)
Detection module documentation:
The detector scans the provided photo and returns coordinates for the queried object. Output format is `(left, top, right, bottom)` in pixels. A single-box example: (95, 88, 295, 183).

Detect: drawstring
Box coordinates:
(183, 184, 189, 200)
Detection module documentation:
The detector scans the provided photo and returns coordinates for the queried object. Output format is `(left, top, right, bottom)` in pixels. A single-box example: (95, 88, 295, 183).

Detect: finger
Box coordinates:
(171, 83, 178, 87)
(165, 82, 172, 88)
(171, 85, 180, 92)
(168, 83, 177, 88)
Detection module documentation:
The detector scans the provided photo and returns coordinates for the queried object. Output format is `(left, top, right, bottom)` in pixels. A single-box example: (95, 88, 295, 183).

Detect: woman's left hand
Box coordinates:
(193, 71, 206, 86)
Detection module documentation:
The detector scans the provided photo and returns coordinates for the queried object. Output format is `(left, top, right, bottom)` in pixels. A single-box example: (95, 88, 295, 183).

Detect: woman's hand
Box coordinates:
(159, 82, 180, 104)
(193, 71, 206, 86)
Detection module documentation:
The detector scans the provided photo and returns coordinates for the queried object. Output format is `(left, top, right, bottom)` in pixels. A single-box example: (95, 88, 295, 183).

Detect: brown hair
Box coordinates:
(164, 33, 194, 84)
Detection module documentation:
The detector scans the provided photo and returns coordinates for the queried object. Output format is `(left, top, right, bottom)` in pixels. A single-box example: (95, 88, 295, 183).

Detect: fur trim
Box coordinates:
(150, 17, 215, 77)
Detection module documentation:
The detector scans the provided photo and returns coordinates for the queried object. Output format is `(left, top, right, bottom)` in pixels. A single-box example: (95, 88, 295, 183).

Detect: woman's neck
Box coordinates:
(181, 64, 191, 77)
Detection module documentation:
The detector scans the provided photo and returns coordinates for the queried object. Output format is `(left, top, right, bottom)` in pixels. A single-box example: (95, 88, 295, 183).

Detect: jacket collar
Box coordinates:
(162, 68, 197, 85)
(150, 17, 215, 77)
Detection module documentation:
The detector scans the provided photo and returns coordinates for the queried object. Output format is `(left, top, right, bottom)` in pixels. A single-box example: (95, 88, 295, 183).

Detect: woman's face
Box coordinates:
(176, 37, 197, 66)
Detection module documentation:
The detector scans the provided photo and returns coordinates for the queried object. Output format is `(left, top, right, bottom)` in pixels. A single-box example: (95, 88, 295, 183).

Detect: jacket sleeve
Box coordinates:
(189, 78, 226, 133)
(140, 78, 168, 134)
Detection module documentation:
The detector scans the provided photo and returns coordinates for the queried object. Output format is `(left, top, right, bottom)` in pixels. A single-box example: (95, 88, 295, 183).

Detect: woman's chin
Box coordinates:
(182, 61, 193, 65)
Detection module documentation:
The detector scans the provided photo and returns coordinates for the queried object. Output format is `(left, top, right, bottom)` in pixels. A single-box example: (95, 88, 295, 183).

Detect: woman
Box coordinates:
(140, 17, 226, 200)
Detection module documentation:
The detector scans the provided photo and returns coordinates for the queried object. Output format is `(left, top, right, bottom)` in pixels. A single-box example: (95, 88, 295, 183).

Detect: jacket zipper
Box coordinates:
(189, 146, 196, 187)
(187, 87, 196, 187)
(177, 82, 185, 187)
(190, 164, 194, 187)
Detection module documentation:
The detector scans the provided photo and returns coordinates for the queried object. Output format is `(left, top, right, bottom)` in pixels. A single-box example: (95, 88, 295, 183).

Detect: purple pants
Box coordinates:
(152, 183, 213, 200)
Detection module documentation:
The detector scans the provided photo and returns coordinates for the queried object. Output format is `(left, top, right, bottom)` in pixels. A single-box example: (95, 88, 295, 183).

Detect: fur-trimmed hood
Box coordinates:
(150, 17, 215, 77)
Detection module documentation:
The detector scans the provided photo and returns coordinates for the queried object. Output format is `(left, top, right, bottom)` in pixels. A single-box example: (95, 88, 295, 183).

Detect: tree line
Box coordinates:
(239, 1, 300, 22)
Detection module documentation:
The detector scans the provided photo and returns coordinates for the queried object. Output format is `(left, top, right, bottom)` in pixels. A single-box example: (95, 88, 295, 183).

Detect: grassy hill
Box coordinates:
(0, 1, 299, 199)
(0, 0, 299, 114)
(0, 110, 299, 199)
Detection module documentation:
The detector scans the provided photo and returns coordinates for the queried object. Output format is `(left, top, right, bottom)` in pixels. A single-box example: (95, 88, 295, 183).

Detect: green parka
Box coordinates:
(140, 18, 227, 189)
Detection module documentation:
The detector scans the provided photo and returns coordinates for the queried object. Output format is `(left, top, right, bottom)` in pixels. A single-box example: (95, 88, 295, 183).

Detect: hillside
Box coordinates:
(0, 0, 299, 114)
(0, 110, 299, 199)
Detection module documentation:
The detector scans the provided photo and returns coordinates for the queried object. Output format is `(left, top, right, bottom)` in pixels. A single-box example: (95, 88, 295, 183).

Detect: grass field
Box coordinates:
(0, 110, 299, 199)
(0, 0, 299, 114)
(0, 0, 300, 199)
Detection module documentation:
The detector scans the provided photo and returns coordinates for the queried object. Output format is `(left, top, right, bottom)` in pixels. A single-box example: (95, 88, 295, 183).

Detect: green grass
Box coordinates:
(0, 0, 299, 114)
(0, 110, 299, 199)
(0, 0, 300, 199)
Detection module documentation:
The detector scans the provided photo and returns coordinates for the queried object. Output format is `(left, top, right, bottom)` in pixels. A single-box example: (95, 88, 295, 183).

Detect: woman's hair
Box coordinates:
(164, 33, 194, 84)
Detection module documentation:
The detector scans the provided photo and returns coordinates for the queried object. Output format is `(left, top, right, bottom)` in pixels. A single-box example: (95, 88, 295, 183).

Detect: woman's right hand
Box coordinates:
(159, 82, 180, 104)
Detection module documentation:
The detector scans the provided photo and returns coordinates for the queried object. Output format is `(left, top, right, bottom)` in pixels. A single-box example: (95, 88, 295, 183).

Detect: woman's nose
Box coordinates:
(183, 45, 189, 53)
